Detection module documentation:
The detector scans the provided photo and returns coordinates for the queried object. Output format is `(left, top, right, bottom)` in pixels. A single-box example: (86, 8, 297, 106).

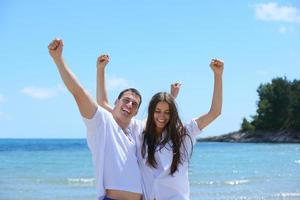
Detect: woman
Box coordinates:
(97, 55, 223, 199)
(138, 91, 197, 200)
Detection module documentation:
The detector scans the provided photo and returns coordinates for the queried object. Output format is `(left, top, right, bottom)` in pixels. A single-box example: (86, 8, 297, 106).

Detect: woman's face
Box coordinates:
(154, 101, 170, 134)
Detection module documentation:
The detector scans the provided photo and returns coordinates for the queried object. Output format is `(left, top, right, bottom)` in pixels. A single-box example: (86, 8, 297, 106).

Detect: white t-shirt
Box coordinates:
(83, 106, 142, 200)
(135, 119, 201, 200)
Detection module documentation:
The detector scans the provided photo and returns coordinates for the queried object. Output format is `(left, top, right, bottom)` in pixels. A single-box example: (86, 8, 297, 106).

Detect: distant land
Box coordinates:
(198, 77, 300, 143)
(198, 130, 300, 143)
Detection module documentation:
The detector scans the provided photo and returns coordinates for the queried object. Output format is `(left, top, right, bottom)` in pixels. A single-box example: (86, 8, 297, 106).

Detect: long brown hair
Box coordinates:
(141, 92, 193, 175)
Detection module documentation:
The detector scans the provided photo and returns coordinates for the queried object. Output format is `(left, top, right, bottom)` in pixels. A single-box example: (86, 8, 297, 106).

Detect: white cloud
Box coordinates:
(107, 76, 130, 91)
(21, 85, 65, 99)
(254, 2, 300, 22)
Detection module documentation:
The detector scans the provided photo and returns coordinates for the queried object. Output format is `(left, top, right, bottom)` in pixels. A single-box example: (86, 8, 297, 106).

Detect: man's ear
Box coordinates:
(114, 99, 118, 105)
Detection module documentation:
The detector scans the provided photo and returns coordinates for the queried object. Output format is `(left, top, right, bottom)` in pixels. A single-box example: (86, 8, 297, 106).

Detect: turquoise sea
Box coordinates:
(0, 139, 299, 200)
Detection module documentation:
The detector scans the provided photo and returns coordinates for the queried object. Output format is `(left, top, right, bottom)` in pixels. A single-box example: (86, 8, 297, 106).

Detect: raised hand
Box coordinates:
(48, 38, 64, 60)
(47, 38, 97, 119)
(97, 54, 110, 69)
(170, 82, 182, 99)
(195, 58, 223, 131)
(210, 59, 224, 75)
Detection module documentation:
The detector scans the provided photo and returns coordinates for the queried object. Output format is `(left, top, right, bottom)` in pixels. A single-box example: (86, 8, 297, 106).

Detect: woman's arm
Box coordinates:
(96, 54, 113, 113)
(195, 59, 223, 130)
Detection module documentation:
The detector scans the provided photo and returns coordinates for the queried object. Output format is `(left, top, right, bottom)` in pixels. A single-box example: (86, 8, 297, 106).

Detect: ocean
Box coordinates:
(0, 139, 299, 200)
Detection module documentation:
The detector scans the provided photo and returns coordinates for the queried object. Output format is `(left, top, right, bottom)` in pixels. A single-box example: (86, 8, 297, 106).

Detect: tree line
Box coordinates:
(241, 77, 300, 133)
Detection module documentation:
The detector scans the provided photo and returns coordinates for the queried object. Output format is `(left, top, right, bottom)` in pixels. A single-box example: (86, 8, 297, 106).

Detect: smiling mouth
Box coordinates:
(121, 108, 130, 115)
(156, 119, 166, 125)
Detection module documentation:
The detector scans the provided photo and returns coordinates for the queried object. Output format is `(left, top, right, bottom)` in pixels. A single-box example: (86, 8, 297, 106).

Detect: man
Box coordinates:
(48, 38, 143, 200)
(96, 53, 223, 200)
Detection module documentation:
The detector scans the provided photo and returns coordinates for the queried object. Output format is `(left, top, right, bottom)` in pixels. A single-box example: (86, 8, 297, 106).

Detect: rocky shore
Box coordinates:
(197, 130, 300, 143)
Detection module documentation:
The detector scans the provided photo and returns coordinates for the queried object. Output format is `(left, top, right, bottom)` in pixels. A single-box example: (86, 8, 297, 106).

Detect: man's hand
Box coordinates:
(210, 59, 224, 75)
(48, 38, 64, 60)
(97, 54, 110, 69)
(170, 82, 182, 99)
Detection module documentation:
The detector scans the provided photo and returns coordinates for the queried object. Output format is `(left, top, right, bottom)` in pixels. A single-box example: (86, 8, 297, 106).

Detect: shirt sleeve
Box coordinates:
(181, 119, 202, 159)
(82, 106, 112, 154)
(185, 119, 202, 144)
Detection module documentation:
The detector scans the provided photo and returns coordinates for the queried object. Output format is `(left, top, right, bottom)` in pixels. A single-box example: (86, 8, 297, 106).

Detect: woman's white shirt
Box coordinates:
(134, 119, 201, 200)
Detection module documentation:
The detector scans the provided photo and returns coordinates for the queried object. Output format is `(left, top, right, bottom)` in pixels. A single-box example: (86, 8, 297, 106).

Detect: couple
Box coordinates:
(48, 38, 223, 200)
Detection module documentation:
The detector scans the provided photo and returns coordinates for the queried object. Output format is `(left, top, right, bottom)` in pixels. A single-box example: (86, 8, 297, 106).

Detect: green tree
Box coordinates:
(287, 80, 300, 131)
(241, 77, 300, 133)
(253, 77, 290, 131)
(240, 118, 255, 132)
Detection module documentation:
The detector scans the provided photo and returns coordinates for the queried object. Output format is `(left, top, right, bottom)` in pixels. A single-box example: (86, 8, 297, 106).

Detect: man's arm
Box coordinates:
(195, 59, 223, 130)
(170, 82, 182, 99)
(48, 38, 97, 119)
(96, 55, 113, 113)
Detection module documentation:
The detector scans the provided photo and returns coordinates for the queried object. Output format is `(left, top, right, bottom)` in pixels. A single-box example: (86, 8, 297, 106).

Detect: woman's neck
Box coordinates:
(155, 127, 163, 136)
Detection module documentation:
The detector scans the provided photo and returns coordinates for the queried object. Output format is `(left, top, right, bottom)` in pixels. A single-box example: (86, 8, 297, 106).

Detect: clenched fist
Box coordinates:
(210, 59, 224, 75)
(97, 54, 110, 69)
(48, 38, 64, 59)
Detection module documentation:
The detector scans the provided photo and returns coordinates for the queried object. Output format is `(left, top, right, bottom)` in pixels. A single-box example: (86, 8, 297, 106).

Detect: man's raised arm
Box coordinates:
(48, 38, 97, 119)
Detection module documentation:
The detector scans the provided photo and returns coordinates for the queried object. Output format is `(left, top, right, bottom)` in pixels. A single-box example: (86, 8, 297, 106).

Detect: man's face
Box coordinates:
(114, 91, 141, 122)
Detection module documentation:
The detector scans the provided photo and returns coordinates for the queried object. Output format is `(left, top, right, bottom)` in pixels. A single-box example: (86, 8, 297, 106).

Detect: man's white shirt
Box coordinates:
(83, 106, 142, 200)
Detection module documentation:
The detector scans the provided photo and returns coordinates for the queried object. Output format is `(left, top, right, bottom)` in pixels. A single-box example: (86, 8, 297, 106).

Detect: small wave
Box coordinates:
(191, 180, 218, 186)
(294, 160, 300, 164)
(205, 181, 215, 185)
(225, 179, 249, 185)
(193, 179, 250, 186)
(275, 192, 300, 197)
(68, 178, 94, 185)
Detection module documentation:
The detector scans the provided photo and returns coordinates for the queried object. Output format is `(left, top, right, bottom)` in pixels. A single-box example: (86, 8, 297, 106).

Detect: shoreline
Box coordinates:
(197, 130, 300, 143)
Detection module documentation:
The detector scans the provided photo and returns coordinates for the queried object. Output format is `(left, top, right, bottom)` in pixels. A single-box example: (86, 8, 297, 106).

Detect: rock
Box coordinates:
(197, 130, 300, 143)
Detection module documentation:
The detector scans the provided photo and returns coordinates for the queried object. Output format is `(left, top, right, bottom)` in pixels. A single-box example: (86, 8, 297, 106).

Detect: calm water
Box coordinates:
(0, 139, 299, 200)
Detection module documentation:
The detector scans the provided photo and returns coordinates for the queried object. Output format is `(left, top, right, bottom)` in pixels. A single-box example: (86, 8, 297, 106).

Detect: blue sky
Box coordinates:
(0, 0, 299, 138)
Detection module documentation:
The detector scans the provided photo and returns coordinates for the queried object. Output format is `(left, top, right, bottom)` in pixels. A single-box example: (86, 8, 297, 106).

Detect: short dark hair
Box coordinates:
(117, 88, 142, 108)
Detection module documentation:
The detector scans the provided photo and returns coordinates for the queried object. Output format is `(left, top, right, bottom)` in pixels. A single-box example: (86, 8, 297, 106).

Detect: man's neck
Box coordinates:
(113, 114, 131, 130)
